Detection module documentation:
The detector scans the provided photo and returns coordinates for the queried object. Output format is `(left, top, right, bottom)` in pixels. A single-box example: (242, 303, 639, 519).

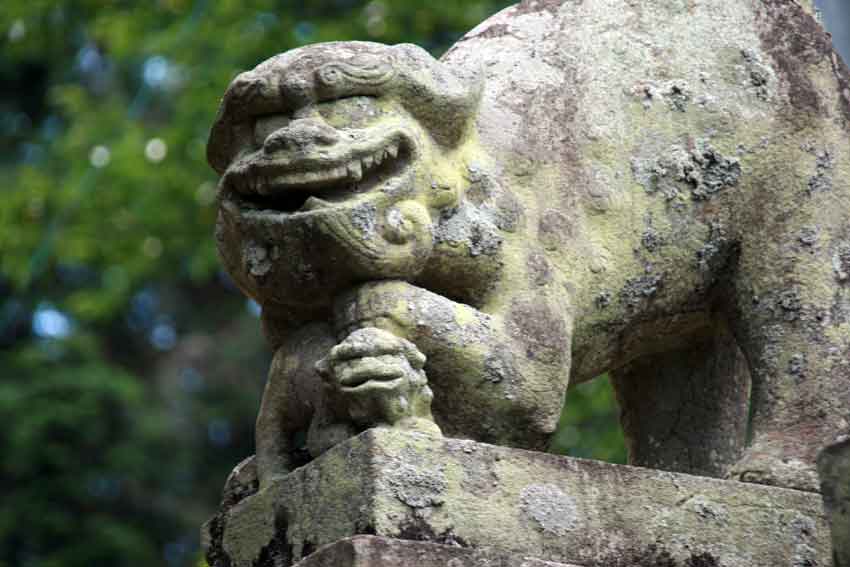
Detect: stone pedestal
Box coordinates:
(290, 536, 579, 567)
(204, 429, 831, 567)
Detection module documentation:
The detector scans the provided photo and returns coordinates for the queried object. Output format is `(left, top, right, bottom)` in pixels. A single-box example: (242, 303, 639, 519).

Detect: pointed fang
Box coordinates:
(348, 161, 363, 181)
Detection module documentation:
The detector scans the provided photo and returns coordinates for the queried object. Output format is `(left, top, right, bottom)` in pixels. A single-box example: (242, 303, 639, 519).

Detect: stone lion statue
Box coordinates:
(208, 0, 850, 493)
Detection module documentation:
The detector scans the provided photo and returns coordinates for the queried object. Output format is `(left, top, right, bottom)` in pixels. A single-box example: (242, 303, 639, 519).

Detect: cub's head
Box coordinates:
(208, 42, 482, 318)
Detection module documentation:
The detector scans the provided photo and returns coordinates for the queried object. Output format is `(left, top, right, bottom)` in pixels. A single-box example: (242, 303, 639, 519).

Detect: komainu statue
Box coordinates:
(208, 0, 850, 493)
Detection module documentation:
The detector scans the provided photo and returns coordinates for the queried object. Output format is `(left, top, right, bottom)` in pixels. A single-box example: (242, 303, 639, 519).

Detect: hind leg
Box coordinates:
(611, 324, 750, 478)
(255, 322, 336, 488)
(728, 215, 850, 491)
(728, 291, 850, 490)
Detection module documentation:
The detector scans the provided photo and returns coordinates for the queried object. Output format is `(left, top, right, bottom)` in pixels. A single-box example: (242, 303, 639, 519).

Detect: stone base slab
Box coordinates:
(205, 429, 831, 567)
(293, 536, 578, 567)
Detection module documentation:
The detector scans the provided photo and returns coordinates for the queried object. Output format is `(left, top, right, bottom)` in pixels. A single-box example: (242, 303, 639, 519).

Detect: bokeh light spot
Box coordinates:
(150, 322, 177, 351)
(145, 138, 168, 163)
(89, 145, 111, 168)
(76, 44, 104, 75)
(365, 1, 387, 37)
(142, 56, 170, 88)
(127, 289, 159, 332)
(8, 20, 26, 42)
(142, 236, 163, 259)
(32, 305, 73, 339)
(294, 21, 315, 43)
(246, 299, 261, 318)
(195, 181, 217, 206)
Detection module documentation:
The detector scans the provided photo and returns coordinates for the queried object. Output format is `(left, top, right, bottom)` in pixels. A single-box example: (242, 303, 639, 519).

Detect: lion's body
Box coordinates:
(209, 0, 850, 491)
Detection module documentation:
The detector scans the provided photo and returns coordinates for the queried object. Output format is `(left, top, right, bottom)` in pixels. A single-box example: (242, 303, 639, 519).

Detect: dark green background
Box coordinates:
(1, 2, 846, 566)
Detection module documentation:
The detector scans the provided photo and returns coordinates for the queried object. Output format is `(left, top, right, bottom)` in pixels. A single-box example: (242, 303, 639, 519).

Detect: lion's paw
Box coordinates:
(316, 327, 439, 433)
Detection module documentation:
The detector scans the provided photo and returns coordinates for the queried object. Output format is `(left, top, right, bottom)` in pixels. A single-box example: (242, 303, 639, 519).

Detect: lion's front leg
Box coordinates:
(255, 322, 336, 489)
(332, 280, 574, 450)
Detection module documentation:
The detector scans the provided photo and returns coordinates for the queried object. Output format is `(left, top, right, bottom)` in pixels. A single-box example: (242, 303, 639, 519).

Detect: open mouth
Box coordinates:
(223, 131, 413, 215)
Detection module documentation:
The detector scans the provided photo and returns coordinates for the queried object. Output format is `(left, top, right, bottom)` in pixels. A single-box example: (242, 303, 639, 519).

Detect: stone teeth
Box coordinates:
(363, 155, 374, 169)
(221, 200, 240, 220)
(256, 176, 269, 195)
(348, 161, 363, 181)
(303, 196, 326, 211)
(287, 172, 307, 185)
(387, 144, 399, 159)
(374, 152, 384, 166)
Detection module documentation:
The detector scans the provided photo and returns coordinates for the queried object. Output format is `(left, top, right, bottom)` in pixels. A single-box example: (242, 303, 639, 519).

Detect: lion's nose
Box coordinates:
(263, 118, 340, 154)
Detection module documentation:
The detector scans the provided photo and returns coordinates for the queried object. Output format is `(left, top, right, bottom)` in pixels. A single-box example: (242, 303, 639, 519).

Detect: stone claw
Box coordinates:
(316, 327, 437, 430)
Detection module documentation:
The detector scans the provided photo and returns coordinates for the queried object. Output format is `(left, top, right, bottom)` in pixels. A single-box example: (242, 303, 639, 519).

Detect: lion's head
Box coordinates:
(208, 42, 485, 320)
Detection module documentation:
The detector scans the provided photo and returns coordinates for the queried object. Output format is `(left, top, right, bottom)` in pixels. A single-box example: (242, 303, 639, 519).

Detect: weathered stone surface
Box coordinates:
(819, 439, 850, 567)
(206, 0, 850, 495)
(291, 536, 579, 567)
(205, 429, 831, 567)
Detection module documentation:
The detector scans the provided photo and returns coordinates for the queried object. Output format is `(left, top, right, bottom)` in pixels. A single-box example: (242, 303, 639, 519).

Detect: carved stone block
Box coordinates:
(289, 536, 578, 567)
(203, 429, 831, 567)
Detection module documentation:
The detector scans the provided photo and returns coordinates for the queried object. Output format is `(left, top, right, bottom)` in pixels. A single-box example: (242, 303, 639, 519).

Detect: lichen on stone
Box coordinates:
(631, 140, 742, 201)
(386, 462, 448, 509)
(519, 484, 578, 537)
(621, 274, 664, 308)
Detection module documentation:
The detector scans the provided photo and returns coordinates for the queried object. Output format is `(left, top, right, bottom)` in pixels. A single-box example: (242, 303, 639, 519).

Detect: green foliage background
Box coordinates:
(0, 2, 626, 566)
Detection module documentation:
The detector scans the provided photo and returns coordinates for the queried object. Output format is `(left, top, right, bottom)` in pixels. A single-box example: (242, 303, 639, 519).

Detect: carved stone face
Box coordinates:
(208, 42, 479, 315)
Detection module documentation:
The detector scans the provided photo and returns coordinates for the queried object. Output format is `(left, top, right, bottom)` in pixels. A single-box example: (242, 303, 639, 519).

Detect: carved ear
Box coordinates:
(207, 69, 287, 175)
(207, 107, 249, 176)
(389, 43, 482, 147)
(307, 43, 480, 147)
(206, 77, 244, 175)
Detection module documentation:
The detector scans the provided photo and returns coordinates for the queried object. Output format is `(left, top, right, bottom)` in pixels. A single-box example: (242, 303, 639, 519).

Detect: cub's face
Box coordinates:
(208, 42, 479, 316)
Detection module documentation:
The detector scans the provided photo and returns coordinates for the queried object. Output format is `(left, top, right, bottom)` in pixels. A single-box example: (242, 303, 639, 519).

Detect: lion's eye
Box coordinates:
(315, 96, 382, 129)
(253, 114, 291, 147)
